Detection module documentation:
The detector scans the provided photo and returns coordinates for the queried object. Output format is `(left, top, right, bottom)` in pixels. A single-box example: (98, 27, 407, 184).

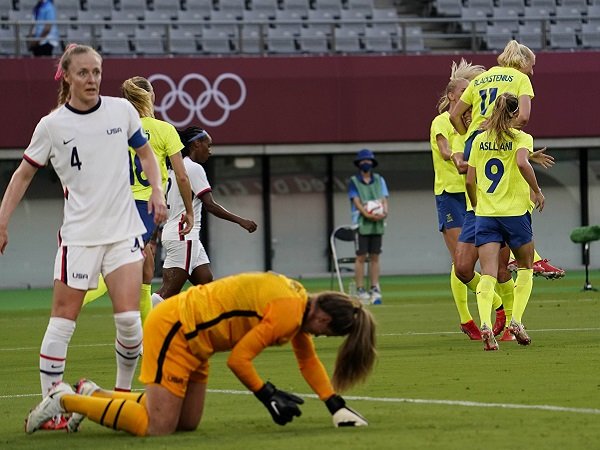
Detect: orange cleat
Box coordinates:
(460, 320, 482, 340)
(493, 308, 506, 336)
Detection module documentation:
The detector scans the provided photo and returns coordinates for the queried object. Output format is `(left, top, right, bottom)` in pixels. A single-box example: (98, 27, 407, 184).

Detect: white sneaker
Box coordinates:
(25, 382, 73, 434)
(66, 379, 100, 432)
(357, 288, 371, 305)
(370, 287, 382, 305)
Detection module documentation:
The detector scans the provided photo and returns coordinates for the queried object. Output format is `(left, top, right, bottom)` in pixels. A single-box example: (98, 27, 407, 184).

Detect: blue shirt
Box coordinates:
(33, 1, 59, 47)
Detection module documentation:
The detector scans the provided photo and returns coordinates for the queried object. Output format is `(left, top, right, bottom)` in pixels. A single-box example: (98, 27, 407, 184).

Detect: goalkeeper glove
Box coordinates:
(325, 394, 368, 427)
(254, 382, 304, 426)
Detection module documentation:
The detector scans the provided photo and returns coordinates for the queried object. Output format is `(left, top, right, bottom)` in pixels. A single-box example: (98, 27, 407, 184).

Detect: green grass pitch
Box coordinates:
(1, 272, 599, 450)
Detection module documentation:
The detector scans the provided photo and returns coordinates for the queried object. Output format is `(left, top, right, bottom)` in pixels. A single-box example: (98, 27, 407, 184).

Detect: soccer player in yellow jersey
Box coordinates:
(26, 272, 377, 436)
(466, 93, 544, 351)
(83, 77, 194, 330)
(431, 59, 510, 340)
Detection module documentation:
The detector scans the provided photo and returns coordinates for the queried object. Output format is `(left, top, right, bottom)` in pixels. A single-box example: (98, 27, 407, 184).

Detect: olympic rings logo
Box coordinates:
(148, 73, 246, 128)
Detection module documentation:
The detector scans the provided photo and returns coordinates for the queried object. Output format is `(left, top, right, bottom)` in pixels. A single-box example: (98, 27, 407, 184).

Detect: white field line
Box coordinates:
(3, 388, 599, 416)
(1, 327, 599, 352)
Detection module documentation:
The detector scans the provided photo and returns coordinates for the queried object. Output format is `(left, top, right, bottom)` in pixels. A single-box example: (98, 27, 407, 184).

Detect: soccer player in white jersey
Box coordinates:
(151, 127, 257, 304)
(0, 44, 166, 430)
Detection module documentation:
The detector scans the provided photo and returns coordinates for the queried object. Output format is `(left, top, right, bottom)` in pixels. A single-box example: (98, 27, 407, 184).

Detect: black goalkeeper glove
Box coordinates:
(325, 394, 368, 427)
(254, 382, 304, 426)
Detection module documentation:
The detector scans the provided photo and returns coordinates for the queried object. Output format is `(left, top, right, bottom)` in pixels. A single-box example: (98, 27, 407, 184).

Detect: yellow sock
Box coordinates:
(512, 269, 533, 323)
(495, 278, 514, 324)
(475, 275, 497, 329)
(509, 250, 515, 260)
(83, 275, 109, 306)
(533, 249, 542, 262)
(450, 265, 472, 323)
(467, 271, 503, 310)
(62, 394, 148, 436)
(140, 284, 152, 325)
(465, 271, 480, 292)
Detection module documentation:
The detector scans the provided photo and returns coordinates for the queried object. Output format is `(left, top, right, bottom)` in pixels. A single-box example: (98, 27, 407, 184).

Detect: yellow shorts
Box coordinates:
(139, 298, 209, 398)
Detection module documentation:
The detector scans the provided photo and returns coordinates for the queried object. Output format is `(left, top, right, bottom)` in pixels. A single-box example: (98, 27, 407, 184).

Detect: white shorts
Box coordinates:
(162, 240, 210, 274)
(53, 236, 144, 290)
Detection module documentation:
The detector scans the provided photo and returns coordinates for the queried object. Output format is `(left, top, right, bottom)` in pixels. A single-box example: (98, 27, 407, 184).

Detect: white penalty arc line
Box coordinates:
(3, 389, 599, 416)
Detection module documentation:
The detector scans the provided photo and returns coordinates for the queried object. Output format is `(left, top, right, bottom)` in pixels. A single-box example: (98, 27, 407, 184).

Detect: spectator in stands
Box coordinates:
(26, 272, 375, 435)
(151, 126, 258, 305)
(465, 93, 544, 350)
(27, 0, 59, 56)
(348, 149, 388, 305)
(0, 44, 166, 429)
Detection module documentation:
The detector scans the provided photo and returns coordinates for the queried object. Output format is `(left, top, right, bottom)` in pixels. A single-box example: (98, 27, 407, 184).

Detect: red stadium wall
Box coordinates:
(1, 51, 598, 148)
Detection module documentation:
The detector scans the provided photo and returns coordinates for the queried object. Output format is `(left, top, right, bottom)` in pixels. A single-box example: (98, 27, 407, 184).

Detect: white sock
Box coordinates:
(39, 317, 76, 397)
(114, 311, 142, 391)
(151, 292, 164, 308)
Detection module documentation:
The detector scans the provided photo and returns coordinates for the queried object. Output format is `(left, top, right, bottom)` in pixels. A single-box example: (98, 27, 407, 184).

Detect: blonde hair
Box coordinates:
(437, 58, 485, 113)
(55, 44, 102, 107)
(484, 92, 519, 145)
(314, 292, 377, 392)
(121, 76, 155, 118)
(497, 40, 535, 71)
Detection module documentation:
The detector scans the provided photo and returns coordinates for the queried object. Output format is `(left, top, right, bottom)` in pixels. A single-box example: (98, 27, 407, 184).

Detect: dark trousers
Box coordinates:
(31, 43, 54, 56)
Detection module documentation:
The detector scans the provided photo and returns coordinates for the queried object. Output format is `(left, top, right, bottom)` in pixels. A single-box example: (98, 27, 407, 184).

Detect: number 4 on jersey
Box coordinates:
(70, 147, 82, 170)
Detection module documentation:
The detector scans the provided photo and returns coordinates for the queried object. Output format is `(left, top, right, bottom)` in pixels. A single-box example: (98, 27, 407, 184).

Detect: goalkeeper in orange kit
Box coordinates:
(26, 272, 377, 436)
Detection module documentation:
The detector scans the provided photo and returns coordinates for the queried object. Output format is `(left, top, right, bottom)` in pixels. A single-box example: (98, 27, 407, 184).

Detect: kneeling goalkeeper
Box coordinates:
(26, 272, 377, 435)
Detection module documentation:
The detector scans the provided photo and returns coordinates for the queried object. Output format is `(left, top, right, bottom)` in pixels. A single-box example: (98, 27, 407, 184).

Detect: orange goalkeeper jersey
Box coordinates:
(173, 272, 336, 400)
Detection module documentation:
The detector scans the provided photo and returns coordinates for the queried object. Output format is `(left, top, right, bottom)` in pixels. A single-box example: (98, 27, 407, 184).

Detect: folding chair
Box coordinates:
(570, 225, 600, 291)
(330, 224, 368, 293)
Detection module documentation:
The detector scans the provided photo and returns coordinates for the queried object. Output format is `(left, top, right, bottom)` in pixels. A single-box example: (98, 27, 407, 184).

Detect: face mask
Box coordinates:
(359, 162, 373, 172)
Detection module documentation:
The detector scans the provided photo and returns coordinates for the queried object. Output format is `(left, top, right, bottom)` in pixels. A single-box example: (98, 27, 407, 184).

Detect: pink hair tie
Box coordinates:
(54, 43, 78, 81)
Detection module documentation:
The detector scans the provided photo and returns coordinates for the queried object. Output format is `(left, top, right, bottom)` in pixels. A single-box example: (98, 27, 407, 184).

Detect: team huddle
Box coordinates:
(430, 40, 564, 351)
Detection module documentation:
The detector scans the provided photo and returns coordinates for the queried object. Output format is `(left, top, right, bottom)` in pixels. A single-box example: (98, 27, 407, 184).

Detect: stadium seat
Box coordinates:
(496, 0, 524, 15)
(490, 7, 520, 32)
(218, 0, 246, 19)
(77, 9, 108, 23)
(65, 26, 97, 48)
(306, 10, 336, 35)
(134, 27, 166, 55)
(99, 28, 132, 54)
(200, 27, 234, 53)
(460, 7, 489, 33)
(581, 23, 600, 48)
(466, 0, 494, 16)
(396, 25, 425, 52)
(167, 26, 199, 54)
(364, 27, 394, 53)
(529, 0, 556, 15)
(313, 0, 343, 19)
(240, 28, 264, 54)
(0, 26, 18, 56)
(548, 24, 579, 49)
(274, 10, 303, 35)
(8, 8, 32, 21)
(522, 6, 551, 27)
(370, 8, 399, 34)
(298, 26, 329, 53)
(517, 23, 545, 50)
(250, 0, 279, 18)
(587, 5, 600, 26)
(55, 0, 80, 21)
(346, 0, 374, 18)
(119, 0, 148, 20)
(209, 9, 241, 36)
(338, 10, 367, 35)
(281, 0, 310, 18)
(243, 9, 271, 34)
(153, 0, 182, 13)
(561, 0, 588, 14)
(485, 24, 513, 50)
(433, 0, 462, 17)
(85, 0, 114, 20)
(185, 0, 213, 18)
(143, 10, 173, 33)
(553, 6, 583, 30)
(333, 27, 362, 53)
(266, 27, 297, 53)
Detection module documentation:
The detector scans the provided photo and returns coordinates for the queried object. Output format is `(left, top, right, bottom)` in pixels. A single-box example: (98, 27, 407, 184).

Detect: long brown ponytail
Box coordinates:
(315, 292, 377, 392)
(484, 92, 519, 145)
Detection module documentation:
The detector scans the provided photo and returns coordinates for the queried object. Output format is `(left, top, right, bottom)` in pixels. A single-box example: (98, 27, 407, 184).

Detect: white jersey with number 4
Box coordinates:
(23, 96, 146, 246)
(162, 156, 211, 241)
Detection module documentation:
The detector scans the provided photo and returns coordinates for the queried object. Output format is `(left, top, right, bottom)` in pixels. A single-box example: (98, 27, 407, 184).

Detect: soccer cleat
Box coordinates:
(66, 379, 100, 432)
(39, 415, 69, 431)
(533, 259, 565, 280)
(357, 288, 371, 305)
(25, 382, 73, 434)
(499, 327, 516, 341)
(508, 319, 531, 346)
(492, 308, 506, 336)
(480, 324, 499, 351)
(507, 259, 518, 273)
(460, 320, 482, 340)
(370, 287, 382, 305)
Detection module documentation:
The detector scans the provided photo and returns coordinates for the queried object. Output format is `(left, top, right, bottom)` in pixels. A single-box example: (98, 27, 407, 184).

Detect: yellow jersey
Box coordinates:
(430, 112, 465, 195)
(469, 129, 534, 217)
(172, 272, 335, 399)
(130, 116, 183, 201)
(461, 66, 534, 138)
(450, 132, 473, 212)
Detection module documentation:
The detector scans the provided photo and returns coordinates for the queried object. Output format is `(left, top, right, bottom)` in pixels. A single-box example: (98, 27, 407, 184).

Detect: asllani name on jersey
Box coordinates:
(480, 141, 513, 151)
